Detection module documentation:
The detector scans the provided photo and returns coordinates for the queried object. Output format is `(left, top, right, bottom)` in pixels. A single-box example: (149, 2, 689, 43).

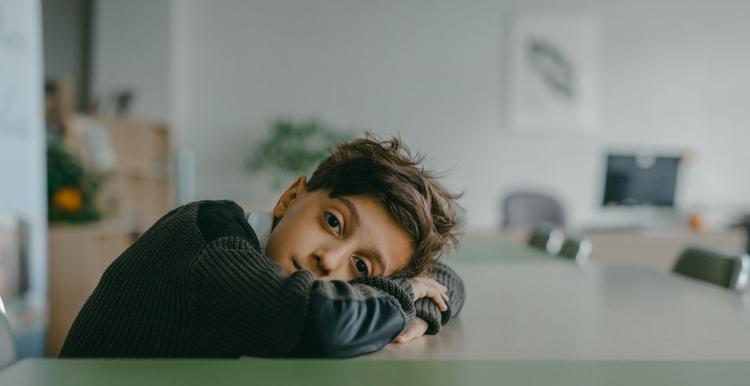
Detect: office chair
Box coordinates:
(672, 247, 750, 291)
(0, 296, 17, 370)
(558, 238, 592, 266)
(736, 214, 750, 254)
(527, 226, 564, 255)
(502, 191, 565, 229)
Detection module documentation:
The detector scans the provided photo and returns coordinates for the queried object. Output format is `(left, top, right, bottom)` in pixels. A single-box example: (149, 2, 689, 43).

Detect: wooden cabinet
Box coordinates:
(584, 229, 746, 271)
(47, 221, 132, 356)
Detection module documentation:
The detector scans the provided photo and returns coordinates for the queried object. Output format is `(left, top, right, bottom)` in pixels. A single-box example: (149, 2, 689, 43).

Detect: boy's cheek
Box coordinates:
(265, 245, 290, 277)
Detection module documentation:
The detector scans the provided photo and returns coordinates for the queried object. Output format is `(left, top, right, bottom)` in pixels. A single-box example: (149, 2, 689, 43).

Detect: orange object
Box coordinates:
(54, 187, 83, 213)
(688, 212, 705, 232)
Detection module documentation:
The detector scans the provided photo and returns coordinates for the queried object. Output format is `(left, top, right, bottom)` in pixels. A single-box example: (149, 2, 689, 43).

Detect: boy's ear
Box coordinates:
(272, 176, 307, 219)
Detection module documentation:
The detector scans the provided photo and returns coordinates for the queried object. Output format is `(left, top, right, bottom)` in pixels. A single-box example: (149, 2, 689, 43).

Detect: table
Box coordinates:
(369, 263, 750, 360)
(3, 236, 750, 384)
(369, 236, 750, 360)
(2, 359, 750, 386)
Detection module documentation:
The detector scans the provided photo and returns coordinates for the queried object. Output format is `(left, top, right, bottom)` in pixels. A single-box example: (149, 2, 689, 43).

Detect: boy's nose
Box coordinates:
(312, 246, 350, 277)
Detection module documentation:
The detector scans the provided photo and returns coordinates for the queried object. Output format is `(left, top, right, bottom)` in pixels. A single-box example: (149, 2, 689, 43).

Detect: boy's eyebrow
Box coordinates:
(334, 197, 388, 275)
(334, 197, 360, 227)
(362, 245, 387, 276)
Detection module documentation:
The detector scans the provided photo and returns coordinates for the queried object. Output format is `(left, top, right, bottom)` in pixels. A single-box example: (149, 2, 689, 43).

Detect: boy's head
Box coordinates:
(266, 134, 462, 281)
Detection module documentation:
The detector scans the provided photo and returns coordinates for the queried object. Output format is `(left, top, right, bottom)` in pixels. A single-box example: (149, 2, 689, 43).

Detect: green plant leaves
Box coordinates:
(247, 120, 353, 187)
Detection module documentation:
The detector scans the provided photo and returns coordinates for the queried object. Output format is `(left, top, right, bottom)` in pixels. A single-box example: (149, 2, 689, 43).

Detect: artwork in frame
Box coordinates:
(509, 13, 600, 133)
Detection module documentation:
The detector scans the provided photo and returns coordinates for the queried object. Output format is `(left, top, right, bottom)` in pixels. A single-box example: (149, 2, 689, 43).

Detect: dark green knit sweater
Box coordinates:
(59, 200, 464, 358)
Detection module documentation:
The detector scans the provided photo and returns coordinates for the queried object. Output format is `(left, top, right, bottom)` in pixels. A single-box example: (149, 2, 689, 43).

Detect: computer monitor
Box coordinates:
(602, 154, 680, 207)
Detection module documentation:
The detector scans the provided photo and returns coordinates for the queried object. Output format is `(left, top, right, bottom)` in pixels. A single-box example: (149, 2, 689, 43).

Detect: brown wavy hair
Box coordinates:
(306, 133, 463, 277)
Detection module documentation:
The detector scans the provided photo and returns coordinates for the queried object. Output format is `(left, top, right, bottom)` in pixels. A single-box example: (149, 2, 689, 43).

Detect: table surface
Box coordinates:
(3, 359, 750, 386)
(368, 235, 750, 360)
(3, 235, 750, 383)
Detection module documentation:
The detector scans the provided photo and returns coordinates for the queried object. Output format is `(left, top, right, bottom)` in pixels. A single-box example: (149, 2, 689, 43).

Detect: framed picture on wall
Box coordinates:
(509, 13, 600, 133)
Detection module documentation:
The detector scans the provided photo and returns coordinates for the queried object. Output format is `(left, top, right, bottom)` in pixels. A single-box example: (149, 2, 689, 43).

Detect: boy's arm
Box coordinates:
(413, 262, 465, 335)
(189, 201, 416, 358)
(288, 276, 415, 357)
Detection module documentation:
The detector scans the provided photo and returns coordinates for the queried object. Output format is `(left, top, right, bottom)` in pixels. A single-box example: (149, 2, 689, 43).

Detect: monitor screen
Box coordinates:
(602, 154, 680, 207)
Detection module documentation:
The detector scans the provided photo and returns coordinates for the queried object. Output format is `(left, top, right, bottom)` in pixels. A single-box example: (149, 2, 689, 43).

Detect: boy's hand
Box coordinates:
(395, 276, 447, 344)
(395, 317, 428, 343)
(408, 276, 449, 312)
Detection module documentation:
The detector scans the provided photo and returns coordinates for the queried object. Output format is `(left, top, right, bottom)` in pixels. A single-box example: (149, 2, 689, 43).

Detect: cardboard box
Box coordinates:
(68, 116, 171, 177)
(99, 117, 170, 177)
(98, 173, 171, 231)
(66, 115, 174, 226)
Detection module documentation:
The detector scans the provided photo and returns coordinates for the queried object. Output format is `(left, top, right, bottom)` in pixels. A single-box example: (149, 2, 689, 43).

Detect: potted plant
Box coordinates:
(247, 119, 352, 187)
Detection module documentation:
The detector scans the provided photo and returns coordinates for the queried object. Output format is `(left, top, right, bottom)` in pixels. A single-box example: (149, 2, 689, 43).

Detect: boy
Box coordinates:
(60, 135, 465, 358)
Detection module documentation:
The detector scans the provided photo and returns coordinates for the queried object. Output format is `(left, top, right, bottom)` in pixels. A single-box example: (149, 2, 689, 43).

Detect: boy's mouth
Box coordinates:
(291, 258, 302, 271)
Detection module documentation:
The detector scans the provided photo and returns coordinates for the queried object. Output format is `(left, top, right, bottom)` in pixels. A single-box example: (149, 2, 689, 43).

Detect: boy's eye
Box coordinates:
(353, 257, 369, 277)
(324, 212, 342, 235)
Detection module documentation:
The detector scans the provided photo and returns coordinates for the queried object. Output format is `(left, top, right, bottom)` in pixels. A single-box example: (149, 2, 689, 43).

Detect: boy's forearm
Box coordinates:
(288, 277, 415, 357)
(191, 245, 417, 358)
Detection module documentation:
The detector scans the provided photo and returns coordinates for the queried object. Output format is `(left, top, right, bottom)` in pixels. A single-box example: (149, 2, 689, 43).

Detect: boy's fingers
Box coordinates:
(396, 318, 428, 343)
(409, 278, 449, 311)
(429, 280, 448, 295)
(427, 283, 449, 310)
(425, 278, 447, 292)
(429, 289, 448, 312)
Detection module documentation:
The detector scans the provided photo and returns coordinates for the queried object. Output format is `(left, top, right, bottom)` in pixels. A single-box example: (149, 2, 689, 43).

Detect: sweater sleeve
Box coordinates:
(188, 240, 415, 358)
(288, 275, 415, 357)
(414, 261, 465, 335)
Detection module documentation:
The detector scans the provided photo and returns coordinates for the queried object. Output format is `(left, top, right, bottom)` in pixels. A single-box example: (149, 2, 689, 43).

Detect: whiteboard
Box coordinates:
(0, 0, 46, 337)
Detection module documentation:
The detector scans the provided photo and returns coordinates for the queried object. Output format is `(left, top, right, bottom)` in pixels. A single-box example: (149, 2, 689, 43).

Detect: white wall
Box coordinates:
(98, 0, 750, 230)
(93, 0, 173, 121)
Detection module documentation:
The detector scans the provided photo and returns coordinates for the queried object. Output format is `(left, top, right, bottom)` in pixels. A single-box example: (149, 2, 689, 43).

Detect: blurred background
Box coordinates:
(1, 0, 749, 359)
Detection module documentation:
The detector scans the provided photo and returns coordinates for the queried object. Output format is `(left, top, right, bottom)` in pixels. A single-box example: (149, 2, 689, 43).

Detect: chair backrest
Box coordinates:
(502, 191, 565, 229)
(739, 214, 750, 254)
(672, 247, 750, 291)
(527, 226, 564, 255)
(558, 238, 592, 266)
(0, 296, 17, 370)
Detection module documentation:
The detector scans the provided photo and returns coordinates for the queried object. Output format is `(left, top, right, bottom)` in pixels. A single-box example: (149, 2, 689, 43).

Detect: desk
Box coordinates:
(369, 262, 750, 360)
(2, 359, 750, 386)
(368, 237, 750, 360)
(3, 238, 750, 384)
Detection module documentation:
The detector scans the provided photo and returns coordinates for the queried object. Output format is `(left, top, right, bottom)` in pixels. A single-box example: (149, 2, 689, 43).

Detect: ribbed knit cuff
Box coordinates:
(352, 276, 416, 324)
(414, 298, 447, 335)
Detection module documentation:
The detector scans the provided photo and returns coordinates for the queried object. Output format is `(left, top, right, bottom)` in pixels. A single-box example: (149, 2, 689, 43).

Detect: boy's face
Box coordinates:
(266, 176, 413, 281)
